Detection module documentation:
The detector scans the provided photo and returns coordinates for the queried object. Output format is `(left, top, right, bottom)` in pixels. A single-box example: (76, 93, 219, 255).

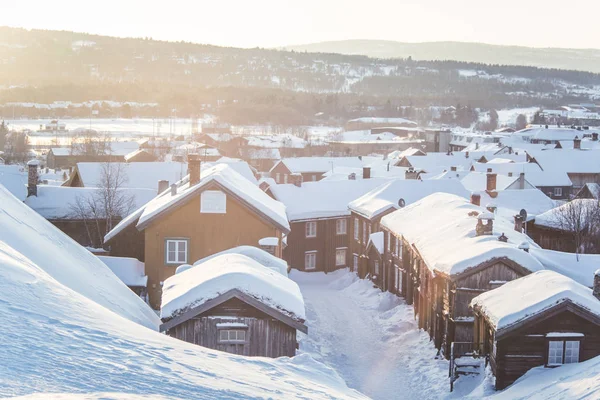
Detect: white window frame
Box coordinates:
(553, 187, 563, 197)
(165, 239, 188, 264)
(354, 218, 359, 241)
(275, 173, 281, 183)
(218, 329, 247, 344)
(200, 190, 227, 214)
(305, 251, 317, 270)
(374, 259, 380, 275)
(353, 254, 359, 270)
(336, 218, 347, 235)
(548, 340, 580, 366)
(335, 247, 347, 266)
(284, 174, 288, 184)
(305, 221, 317, 238)
(312, 175, 317, 181)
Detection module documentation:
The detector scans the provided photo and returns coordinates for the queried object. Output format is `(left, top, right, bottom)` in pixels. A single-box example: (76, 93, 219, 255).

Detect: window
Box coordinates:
(353, 254, 359, 270)
(165, 239, 188, 264)
(218, 329, 246, 343)
(386, 232, 391, 252)
(305, 251, 317, 270)
(336, 219, 347, 235)
(553, 187, 563, 197)
(362, 221, 367, 244)
(305, 221, 317, 238)
(354, 218, 359, 241)
(284, 174, 288, 184)
(201, 190, 226, 213)
(374, 260, 380, 275)
(275, 173, 281, 183)
(335, 248, 347, 266)
(312, 175, 317, 181)
(395, 237, 402, 257)
(548, 340, 580, 366)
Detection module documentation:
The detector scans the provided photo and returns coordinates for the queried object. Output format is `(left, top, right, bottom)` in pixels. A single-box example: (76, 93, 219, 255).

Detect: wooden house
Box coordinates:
(348, 179, 469, 282)
(105, 155, 290, 309)
(269, 156, 380, 184)
(472, 270, 600, 390)
(124, 149, 158, 163)
(269, 177, 387, 273)
(159, 253, 307, 358)
(380, 193, 544, 356)
(364, 232, 384, 285)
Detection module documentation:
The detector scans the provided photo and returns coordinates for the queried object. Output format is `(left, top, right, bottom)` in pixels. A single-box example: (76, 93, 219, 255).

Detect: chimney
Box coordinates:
(486, 173, 497, 192)
(348, 173, 356, 180)
(465, 151, 469, 159)
(593, 133, 599, 141)
(451, 166, 457, 172)
(158, 180, 169, 195)
(405, 168, 420, 180)
(518, 172, 525, 190)
(574, 136, 581, 150)
(291, 173, 303, 187)
(498, 233, 508, 243)
(514, 215, 525, 233)
(27, 159, 40, 197)
(487, 168, 492, 173)
(470, 193, 481, 206)
(486, 203, 497, 213)
(188, 153, 201, 186)
(170, 183, 177, 196)
(476, 213, 494, 236)
(363, 166, 371, 179)
(508, 172, 513, 177)
(594, 270, 600, 300)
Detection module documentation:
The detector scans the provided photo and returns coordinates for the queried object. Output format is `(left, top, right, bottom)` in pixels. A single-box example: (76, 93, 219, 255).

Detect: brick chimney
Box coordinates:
(451, 166, 457, 171)
(514, 215, 525, 233)
(27, 159, 40, 197)
(476, 213, 494, 236)
(593, 133, 599, 141)
(363, 166, 371, 179)
(405, 167, 420, 180)
(518, 172, 525, 189)
(574, 136, 581, 150)
(158, 180, 169, 195)
(188, 153, 201, 186)
(486, 173, 497, 192)
(470, 193, 481, 206)
(594, 270, 600, 300)
(170, 183, 177, 196)
(291, 173, 303, 187)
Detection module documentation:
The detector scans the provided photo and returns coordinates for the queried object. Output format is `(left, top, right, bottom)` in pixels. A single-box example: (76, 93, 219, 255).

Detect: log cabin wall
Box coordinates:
(166, 297, 298, 358)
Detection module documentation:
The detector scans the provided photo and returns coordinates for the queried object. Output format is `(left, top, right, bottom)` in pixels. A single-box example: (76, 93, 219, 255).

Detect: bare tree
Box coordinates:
(552, 199, 600, 259)
(69, 162, 135, 247)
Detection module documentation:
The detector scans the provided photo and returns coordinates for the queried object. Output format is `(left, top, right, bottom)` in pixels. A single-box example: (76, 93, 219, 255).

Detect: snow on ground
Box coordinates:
(0, 186, 366, 399)
(292, 269, 460, 400)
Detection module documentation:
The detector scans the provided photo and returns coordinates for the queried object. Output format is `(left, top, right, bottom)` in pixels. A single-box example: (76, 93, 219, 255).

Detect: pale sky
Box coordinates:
(2, 0, 600, 49)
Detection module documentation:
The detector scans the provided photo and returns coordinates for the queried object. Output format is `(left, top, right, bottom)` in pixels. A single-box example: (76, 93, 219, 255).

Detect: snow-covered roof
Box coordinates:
(530, 248, 600, 288)
(398, 152, 475, 174)
(124, 149, 153, 162)
(479, 189, 557, 222)
(192, 246, 288, 276)
(330, 130, 422, 144)
(380, 193, 544, 277)
(97, 256, 147, 287)
(246, 134, 307, 149)
(270, 178, 390, 221)
(74, 162, 187, 189)
(460, 172, 527, 192)
(533, 199, 597, 230)
(0, 164, 27, 201)
(0, 183, 159, 329)
(347, 117, 417, 127)
(471, 161, 573, 187)
(161, 254, 305, 321)
(245, 147, 281, 160)
(137, 164, 289, 232)
(207, 158, 257, 184)
(51, 141, 141, 157)
(516, 127, 585, 142)
(348, 179, 470, 220)
(529, 149, 600, 174)
(25, 186, 156, 219)
(367, 232, 384, 254)
(577, 182, 600, 199)
(471, 270, 600, 333)
(272, 156, 383, 174)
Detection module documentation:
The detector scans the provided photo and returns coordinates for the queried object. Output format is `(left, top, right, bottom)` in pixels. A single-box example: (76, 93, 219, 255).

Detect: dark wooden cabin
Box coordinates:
(472, 270, 600, 390)
(161, 289, 307, 358)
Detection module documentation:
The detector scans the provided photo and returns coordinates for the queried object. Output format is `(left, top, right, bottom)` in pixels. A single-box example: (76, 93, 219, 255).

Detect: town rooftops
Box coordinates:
(529, 149, 600, 174)
(471, 270, 600, 336)
(347, 117, 417, 127)
(137, 164, 289, 232)
(533, 199, 598, 230)
(68, 162, 187, 189)
(530, 248, 600, 288)
(348, 179, 470, 220)
(380, 193, 543, 277)
(160, 253, 306, 326)
(270, 178, 390, 221)
(192, 246, 288, 276)
(270, 156, 383, 174)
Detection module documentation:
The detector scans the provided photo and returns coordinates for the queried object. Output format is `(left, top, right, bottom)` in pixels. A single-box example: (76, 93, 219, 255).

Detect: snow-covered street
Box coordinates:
(292, 269, 452, 400)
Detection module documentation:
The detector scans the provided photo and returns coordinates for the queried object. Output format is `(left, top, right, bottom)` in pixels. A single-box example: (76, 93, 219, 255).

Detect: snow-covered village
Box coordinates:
(2, 4, 600, 400)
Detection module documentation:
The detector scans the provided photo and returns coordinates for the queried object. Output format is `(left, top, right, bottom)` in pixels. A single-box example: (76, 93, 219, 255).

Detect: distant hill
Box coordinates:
(283, 40, 600, 74)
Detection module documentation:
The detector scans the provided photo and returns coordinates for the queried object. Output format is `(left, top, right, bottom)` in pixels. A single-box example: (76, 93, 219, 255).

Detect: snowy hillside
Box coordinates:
(0, 184, 365, 399)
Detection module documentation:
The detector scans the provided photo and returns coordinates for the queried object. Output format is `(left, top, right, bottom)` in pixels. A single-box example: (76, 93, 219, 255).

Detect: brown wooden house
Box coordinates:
(380, 193, 543, 357)
(472, 270, 600, 390)
(160, 253, 307, 358)
(104, 155, 290, 309)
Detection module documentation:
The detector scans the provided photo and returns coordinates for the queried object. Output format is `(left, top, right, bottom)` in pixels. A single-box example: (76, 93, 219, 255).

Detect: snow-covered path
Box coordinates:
(292, 269, 452, 400)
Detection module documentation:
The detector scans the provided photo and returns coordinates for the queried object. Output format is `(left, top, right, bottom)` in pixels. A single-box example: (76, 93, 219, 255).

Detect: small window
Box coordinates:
(354, 218, 359, 241)
(362, 221, 367, 244)
(312, 175, 317, 181)
(305, 221, 317, 238)
(353, 254, 359, 270)
(335, 248, 347, 266)
(386, 232, 391, 252)
(305, 251, 317, 270)
(548, 340, 580, 366)
(165, 239, 188, 264)
(553, 187, 563, 197)
(374, 260, 380, 275)
(336, 219, 347, 235)
(201, 190, 226, 213)
(284, 174, 288, 184)
(218, 329, 246, 343)
(275, 173, 281, 183)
